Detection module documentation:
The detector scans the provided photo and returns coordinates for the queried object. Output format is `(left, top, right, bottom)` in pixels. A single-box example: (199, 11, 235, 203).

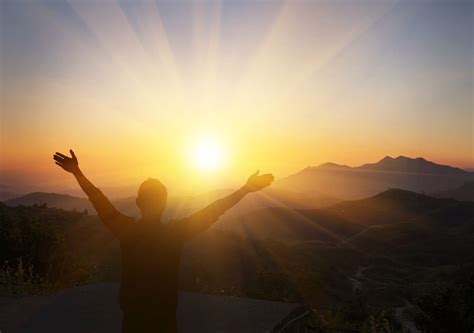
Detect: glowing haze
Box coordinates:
(1, 0, 472, 195)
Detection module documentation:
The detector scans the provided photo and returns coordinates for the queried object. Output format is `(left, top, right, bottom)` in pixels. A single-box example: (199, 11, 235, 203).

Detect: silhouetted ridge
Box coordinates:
(320, 188, 466, 227)
(5, 192, 94, 212)
(316, 162, 350, 169)
(275, 156, 474, 199)
(371, 188, 429, 200)
(360, 155, 468, 175)
(368, 188, 457, 210)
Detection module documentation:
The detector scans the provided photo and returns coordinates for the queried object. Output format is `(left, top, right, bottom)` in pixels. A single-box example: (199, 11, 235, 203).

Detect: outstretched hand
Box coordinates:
(244, 170, 274, 192)
(53, 150, 79, 174)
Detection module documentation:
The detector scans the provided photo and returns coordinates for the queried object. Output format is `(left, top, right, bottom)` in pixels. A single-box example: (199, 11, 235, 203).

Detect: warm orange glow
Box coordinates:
(1, 1, 472, 195)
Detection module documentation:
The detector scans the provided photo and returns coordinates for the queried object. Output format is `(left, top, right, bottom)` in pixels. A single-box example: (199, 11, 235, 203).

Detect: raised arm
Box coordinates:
(177, 170, 274, 240)
(53, 150, 131, 237)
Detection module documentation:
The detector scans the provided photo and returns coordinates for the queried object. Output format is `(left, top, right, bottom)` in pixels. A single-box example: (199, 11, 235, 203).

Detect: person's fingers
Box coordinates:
(55, 152, 68, 158)
(260, 174, 274, 182)
(70, 149, 76, 159)
(54, 161, 66, 170)
(260, 174, 274, 186)
(53, 155, 65, 163)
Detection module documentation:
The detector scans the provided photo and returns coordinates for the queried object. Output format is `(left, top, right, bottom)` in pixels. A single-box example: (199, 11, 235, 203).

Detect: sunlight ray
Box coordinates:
(240, 222, 307, 301)
(135, 0, 183, 94)
(191, 0, 222, 109)
(255, 190, 354, 244)
(232, 0, 398, 114)
(17, 4, 153, 125)
(276, 0, 401, 107)
(67, 0, 169, 115)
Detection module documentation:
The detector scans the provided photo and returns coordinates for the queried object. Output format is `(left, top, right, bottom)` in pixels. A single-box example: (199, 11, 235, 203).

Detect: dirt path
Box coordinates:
(0, 283, 303, 333)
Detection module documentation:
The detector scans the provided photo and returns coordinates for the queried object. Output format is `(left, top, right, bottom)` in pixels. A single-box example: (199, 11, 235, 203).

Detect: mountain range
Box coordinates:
(274, 155, 474, 199)
(3, 156, 473, 217)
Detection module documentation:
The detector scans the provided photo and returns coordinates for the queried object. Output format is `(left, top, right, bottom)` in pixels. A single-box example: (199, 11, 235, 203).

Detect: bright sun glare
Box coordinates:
(191, 138, 225, 171)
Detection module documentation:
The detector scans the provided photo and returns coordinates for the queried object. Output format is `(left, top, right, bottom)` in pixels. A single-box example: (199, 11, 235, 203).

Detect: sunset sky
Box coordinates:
(1, 0, 473, 195)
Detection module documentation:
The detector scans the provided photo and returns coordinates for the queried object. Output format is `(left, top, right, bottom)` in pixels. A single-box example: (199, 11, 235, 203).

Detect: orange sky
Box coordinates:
(1, 0, 472, 195)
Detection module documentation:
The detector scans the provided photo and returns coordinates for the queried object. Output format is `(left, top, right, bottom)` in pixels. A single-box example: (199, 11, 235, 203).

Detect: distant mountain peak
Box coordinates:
(380, 155, 427, 163)
(276, 155, 474, 201)
(359, 155, 468, 175)
(316, 162, 350, 169)
(379, 155, 413, 163)
(380, 155, 394, 162)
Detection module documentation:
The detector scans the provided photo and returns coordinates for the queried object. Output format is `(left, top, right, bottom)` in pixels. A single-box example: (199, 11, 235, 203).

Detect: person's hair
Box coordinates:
(136, 178, 167, 213)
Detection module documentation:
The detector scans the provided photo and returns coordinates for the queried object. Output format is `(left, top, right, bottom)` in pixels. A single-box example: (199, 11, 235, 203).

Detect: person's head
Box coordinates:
(136, 178, 167, 221)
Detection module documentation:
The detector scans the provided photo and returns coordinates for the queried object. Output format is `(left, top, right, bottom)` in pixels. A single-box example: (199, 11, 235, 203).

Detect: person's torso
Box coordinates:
(119, 222, 184, 311)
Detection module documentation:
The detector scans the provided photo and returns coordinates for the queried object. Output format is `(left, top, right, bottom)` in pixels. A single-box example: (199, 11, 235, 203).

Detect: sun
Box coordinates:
(191, 138, 225, 170)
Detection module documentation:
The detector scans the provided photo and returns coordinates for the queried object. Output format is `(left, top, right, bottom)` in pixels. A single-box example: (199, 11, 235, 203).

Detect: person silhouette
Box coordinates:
(53, 149, 274, 333)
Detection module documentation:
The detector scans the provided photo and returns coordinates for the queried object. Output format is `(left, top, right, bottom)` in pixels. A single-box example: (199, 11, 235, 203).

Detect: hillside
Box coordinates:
(217, 189, 463, 241)
(323, 189, 459, 226)
(275, 156, 474, 199)
(216, 206, 364, 242)
(205, 190, 474, 309)
(4, 192, 94, 212)
(1, 190, 473, 329)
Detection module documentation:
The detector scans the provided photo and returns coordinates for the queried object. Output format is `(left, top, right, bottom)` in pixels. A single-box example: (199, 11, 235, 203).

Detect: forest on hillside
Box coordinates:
(1, 192, 474, 331)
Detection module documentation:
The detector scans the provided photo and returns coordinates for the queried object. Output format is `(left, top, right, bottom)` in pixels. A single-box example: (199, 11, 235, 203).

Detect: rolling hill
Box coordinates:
(216, 206, 365, 243)
(217, 189, 468, 241)
(3, 188, 337, 220)
(4, 192, 94, 212)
